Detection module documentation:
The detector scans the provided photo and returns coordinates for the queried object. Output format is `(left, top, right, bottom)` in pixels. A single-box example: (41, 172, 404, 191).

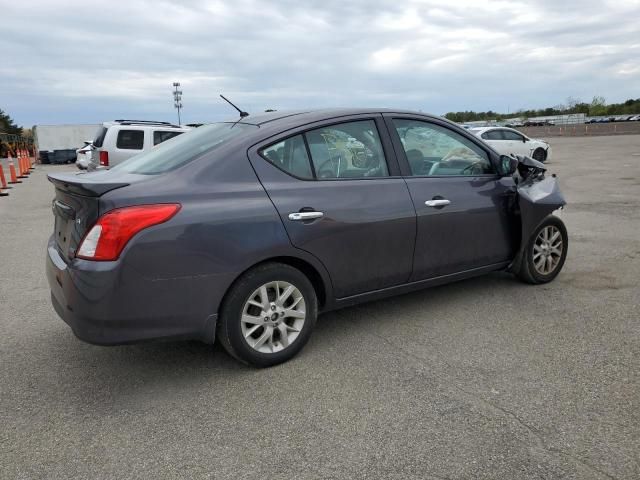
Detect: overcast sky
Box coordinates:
(1, 0, 638, 126)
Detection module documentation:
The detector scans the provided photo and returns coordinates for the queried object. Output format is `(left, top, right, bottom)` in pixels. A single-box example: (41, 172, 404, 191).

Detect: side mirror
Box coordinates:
(500, 155, 519, 176)
(522, 137, 527, 143)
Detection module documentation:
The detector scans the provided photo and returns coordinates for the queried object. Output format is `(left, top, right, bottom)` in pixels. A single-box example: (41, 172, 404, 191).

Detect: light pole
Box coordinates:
(172, 82, 183, 125)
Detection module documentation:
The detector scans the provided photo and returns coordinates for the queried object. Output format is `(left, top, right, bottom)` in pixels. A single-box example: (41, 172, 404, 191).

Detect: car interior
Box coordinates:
(396, 122, 494, 176)
(262, 120, 389, 179)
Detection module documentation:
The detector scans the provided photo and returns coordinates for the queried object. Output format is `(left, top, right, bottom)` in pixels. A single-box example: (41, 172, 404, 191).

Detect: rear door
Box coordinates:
(385, 115, 515, 280)
(248, 115, 416, 298)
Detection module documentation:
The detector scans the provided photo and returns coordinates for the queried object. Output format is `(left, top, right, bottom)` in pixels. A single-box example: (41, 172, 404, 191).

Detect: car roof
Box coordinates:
(469, 126, 518, 133)
(102, 120, 188, 129)
(225, 108, 441, 127)
(469, 126, 498, 133)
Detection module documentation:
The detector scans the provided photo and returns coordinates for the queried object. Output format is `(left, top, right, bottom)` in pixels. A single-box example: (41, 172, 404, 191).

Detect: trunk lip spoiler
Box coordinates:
(47, 172, 130, 197)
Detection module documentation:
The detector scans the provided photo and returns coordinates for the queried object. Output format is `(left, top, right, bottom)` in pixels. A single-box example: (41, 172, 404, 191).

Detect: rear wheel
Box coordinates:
(532, 148, 547, 162)
(217, 263, 317, 367)
(515, 215, 568, 284)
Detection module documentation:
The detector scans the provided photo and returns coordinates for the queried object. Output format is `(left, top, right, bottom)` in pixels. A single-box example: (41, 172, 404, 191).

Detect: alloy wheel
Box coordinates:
(532, 225, 563, 275)
(240, 281, 306, 354)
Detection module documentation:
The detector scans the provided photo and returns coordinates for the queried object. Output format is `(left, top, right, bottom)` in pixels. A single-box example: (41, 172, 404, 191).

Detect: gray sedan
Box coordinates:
(46, 109, 568, 367)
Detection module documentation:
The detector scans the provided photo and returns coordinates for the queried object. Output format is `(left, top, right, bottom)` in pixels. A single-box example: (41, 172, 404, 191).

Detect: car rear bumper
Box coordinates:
(46, 236, 217, 345)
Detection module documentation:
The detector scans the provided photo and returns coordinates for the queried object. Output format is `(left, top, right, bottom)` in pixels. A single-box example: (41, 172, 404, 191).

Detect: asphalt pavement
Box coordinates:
(1, 136, 638, 479)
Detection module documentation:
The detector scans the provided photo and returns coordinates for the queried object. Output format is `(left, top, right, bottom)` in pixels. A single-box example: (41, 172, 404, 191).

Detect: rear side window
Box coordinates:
(153, 130, 183, 146)
(261, 135, 313, 179)
(93, 127, 108, 148)
(306, 120, 388, 179)
(116, 130, 144, 149)
(260, 120, 389, 180)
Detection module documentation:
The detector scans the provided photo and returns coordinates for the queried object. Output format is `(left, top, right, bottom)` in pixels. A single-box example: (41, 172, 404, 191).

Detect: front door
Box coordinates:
(249, 117, 416, 298)
(386, 116, 515, 280)
(501, 129, 530, 156)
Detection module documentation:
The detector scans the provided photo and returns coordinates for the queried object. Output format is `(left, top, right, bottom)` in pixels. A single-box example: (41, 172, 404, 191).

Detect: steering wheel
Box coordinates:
(316, 157, 339, 178)
(460, 161, 486, 175)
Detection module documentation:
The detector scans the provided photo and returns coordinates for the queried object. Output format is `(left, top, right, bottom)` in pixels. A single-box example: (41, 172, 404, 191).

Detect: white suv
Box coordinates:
(91, 120, 190, 168)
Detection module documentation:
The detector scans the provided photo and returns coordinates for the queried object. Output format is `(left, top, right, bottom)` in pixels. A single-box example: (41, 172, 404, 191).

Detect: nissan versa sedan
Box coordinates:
(47, 109, 568, 367)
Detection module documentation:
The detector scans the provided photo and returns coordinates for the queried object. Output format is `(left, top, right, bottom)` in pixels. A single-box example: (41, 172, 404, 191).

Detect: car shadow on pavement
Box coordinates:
(40, 271, 524, 404)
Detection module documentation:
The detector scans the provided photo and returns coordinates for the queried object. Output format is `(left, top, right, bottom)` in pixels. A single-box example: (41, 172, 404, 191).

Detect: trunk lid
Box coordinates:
(47, 171, 133, 261)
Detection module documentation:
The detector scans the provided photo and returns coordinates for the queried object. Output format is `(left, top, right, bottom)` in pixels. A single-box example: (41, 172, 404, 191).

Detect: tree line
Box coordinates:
(1, 109, 22, 136)
(444, 97, 640, 123)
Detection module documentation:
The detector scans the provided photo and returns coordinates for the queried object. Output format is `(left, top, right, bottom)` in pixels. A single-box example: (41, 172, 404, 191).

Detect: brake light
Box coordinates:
(99, 151, 109, 166)
(76, 204, 181, 261)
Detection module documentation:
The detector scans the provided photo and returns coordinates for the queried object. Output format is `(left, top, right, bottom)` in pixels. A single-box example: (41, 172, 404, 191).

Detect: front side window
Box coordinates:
(153, 130, 183, 146)
(305, 120, 388, 179)
(482, 130, 504, 140)
(394, 119, 494, 176)
(116, 130, 144, 150)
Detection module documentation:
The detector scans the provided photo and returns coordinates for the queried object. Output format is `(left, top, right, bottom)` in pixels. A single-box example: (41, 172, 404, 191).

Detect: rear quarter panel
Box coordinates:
(99, 144, 332, 317)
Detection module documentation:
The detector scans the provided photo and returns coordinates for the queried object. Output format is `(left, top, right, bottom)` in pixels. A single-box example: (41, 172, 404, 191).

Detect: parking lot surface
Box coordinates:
(1, 136, 638, 479)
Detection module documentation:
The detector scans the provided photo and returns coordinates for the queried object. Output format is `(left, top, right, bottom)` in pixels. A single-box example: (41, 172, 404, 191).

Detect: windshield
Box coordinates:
(111, 123, 257, 175)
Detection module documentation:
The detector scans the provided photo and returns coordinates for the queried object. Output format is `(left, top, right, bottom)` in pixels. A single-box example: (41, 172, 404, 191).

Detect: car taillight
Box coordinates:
(99, 151, 109, 166)
(76, 204, 181, 261)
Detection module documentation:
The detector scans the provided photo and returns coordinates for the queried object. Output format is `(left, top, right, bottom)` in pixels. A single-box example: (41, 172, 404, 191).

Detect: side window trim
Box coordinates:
(258, 133, 315, 181)
(258, 117, 397, 181)
(383, 115, 498, 177)
(301, 134, 317, 180)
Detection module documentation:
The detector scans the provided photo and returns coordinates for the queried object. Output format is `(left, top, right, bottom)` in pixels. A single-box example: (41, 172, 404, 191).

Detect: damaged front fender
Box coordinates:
(510, 156, 567, 269)
(518, 175, 566, 242)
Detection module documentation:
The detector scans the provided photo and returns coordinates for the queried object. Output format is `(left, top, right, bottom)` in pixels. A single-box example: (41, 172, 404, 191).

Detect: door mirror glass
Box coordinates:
(500, 155, 519, 176)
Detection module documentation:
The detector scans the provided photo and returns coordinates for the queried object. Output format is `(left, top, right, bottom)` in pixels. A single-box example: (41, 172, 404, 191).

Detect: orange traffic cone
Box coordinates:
(0, 164, 9, 196)
(8, 157, 22, 184)
(17, 156, 25, 178)
(19, 151, 29, 178)
(22, 149, 32, 171)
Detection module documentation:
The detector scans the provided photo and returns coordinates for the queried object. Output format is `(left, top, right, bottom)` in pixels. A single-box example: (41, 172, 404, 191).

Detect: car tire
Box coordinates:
(532, 148, 547, 162)
(515, 215, 568, 284)
(217, 262, 318, 367)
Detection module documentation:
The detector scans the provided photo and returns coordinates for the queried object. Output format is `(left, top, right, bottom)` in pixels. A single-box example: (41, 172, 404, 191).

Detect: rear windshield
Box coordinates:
(93, 127, 108, 148)
(110, 123, 256, 175)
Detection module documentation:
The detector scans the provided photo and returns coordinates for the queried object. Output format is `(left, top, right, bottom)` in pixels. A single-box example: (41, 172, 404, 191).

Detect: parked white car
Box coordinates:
(91, 120, 190, 168)
(75, 141, 94, 170)
(470, 127, 551, 162)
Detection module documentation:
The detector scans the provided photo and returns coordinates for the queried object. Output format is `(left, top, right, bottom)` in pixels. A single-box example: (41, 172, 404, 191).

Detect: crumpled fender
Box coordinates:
(511, 175, 566, 269)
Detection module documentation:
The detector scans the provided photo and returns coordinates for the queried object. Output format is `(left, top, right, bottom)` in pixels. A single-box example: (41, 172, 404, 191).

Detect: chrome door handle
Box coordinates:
(425, 199, 451, 207)
(288, 211, 324, 221)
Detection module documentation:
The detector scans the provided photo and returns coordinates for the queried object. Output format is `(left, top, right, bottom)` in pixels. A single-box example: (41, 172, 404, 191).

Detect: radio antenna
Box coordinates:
(220, 94, 249, 118)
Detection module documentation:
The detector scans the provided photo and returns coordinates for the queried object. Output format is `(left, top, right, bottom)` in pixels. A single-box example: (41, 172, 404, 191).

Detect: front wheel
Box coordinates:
(515, 215, 568, 284)
(532, 148, 547, 162)
(217, 263, 317, 367)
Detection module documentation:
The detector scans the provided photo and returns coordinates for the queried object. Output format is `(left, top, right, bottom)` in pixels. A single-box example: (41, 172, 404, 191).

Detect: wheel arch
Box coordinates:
(221, 254, 333, 314)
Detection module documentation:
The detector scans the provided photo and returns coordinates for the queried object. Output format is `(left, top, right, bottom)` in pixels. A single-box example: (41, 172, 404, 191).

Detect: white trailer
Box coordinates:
(33, 124, 101, 164)
(33, 124, 100, 152)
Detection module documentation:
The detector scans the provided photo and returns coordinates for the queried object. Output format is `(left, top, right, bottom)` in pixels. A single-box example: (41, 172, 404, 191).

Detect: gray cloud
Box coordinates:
(1, 0, 638, 125)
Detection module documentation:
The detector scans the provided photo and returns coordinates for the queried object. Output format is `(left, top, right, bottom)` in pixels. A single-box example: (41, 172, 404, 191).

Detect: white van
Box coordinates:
(91, 120, 190, 168)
